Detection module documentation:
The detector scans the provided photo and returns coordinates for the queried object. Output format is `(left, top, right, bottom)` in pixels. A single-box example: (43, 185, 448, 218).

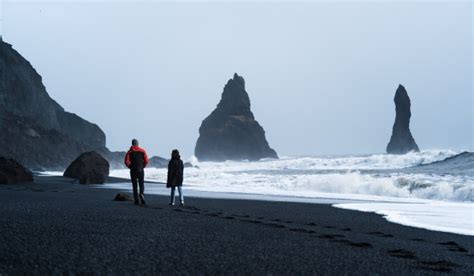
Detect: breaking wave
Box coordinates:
(109, 149, 473, 203)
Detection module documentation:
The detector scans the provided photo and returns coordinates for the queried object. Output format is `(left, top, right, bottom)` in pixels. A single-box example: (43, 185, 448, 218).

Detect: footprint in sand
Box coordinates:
(323, 225, 336, 229)
(289, 228, 315, 234)
(348, 242, 372, 248)
(324, 237, 373, 249)
(318, 234, 337, 240)
(438, 241, 468, 253)
(206, 213, 221, 217)
(410, 238, 426, 242)
(388, 249, 417, 260)
(416, 260, 459, 272)
(263, 223, 286, 229)
(240, 219, 262, 224)
(367, 231, 394, 238)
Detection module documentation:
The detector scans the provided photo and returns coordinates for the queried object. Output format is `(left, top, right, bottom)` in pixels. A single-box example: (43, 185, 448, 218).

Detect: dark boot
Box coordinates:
(139, 194, 146, 206)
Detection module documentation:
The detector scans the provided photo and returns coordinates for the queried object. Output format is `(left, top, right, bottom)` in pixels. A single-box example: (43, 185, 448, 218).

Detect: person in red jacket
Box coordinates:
(124, 139, 149, 205)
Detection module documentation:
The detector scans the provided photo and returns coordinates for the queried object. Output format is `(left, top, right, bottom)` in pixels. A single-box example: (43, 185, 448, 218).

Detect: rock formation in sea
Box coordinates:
(148, 156, 169, 168)
(148, 156, 196, 169)
(0, 157, 33, 184)
(63, 151, 109, 184)
(0, 39, 110, 170)
(386, 84, 420, 154)
(195, 73, 278, 161)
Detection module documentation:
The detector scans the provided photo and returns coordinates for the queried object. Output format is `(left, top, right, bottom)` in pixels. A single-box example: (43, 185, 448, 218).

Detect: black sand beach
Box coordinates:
(0, 175, 473, 275)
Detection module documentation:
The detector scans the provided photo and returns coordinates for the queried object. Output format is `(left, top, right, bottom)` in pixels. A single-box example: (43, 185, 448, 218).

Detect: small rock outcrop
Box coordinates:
(184, 162, 194, 168)
(0, 157, 33, 184)
(64, 151, 110, 184)
(113, 193, 133, 202)
(148, 156, 169, 168)
(386, 84, 420, 154)
(195, 73, 278, 161)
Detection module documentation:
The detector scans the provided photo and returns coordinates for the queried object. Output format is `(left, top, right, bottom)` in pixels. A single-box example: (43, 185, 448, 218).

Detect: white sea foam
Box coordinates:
(334, 202, 474, 236)
(109, 150, 472, 203)
(96, 150, 474, 235)
(184, 149, 459, 171)
(110, 168, 473, 202)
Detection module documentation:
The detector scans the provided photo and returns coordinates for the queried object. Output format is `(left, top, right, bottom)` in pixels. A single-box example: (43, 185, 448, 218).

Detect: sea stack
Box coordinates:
(386, 84, 419, 154)
(195, 73, 278, 161)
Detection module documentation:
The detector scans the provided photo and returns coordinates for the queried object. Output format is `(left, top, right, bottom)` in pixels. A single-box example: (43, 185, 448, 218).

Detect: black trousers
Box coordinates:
(130, 170, 145, 203)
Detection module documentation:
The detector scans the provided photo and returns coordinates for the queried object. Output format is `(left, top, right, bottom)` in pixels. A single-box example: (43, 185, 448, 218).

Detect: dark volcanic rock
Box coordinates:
(148, 156, 169, 168)
(386, 85, 420, 154)
(113, 193, 133, 202)
(195, 73, 278, 161)
(64, 151, 109, 184)
(149, 157, 196, 168)
(184, 162, 194, 168)
(0, 157, 33, 184)
(0, 39, 108, 170)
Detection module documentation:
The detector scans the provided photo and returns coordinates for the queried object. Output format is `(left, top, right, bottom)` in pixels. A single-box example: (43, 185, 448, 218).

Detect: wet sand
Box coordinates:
(0, 175, 472, 274)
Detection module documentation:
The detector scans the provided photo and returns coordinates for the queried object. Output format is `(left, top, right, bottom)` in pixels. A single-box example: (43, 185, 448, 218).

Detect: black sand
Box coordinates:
(0, 175, 472, 274)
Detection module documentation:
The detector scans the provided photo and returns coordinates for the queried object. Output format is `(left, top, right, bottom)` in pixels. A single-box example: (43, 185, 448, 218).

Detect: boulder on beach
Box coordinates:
(195, 73, 278, 161)
(113, 193, 133, 202)
(0, 157, 33, 184)
(64, 151, 110, 184)
(386, 84, 420, 154)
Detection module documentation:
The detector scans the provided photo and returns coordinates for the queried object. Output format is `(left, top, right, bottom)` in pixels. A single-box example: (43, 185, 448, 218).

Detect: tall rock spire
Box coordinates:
(386, 84, 420, 154)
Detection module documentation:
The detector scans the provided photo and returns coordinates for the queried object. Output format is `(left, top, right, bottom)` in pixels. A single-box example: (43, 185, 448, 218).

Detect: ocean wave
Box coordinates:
(189, 149, 460, 171)
(107, 150, 472, 204)
(110, 169, 473, 203)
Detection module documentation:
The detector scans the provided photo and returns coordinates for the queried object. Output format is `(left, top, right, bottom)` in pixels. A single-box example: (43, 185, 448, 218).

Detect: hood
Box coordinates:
(130, 145, 144, 152)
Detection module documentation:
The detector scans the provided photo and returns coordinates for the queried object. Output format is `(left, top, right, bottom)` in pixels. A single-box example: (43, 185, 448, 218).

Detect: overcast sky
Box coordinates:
(2, 1, 472, 158)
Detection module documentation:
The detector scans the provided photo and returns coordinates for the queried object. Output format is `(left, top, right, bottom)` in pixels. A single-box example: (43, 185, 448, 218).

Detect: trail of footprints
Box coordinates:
(160, 204, 471, 272)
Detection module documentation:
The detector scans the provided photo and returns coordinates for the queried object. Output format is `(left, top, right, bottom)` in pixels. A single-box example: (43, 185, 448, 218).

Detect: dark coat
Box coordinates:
(167, 158, 183, 188)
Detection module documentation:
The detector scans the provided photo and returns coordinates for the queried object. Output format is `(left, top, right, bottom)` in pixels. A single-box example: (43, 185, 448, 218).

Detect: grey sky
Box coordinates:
(2, 1, 472, 158)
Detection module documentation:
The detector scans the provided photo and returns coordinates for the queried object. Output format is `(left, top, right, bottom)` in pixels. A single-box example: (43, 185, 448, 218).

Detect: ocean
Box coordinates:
(105, 150, 473, 236)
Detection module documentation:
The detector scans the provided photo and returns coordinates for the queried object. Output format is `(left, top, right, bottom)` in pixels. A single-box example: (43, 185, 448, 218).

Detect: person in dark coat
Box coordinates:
(124, 139, 149, 205)
(167, 149, 184, 206)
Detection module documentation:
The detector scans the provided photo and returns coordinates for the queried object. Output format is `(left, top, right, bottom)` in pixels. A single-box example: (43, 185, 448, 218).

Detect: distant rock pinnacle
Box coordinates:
(195, 73, 278, 161)
(386, 84, 420, 154)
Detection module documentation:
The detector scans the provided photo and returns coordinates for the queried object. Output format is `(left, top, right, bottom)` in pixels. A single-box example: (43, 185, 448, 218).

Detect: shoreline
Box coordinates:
(101, 177, 474, 237)
(0, 175, 473, 274)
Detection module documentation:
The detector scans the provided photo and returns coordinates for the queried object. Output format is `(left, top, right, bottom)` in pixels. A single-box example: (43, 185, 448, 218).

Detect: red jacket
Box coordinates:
(124, 145, 149, 170)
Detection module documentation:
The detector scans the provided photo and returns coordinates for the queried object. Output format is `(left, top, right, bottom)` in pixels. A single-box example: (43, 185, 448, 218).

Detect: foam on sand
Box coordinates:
(334, 201, 474, 236)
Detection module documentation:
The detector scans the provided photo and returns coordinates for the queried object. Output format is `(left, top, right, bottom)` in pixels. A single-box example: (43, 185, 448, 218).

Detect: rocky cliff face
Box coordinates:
(195, 73, 278, 161)
(386, 84, 420, 154)
(0, 39, 108, 170)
